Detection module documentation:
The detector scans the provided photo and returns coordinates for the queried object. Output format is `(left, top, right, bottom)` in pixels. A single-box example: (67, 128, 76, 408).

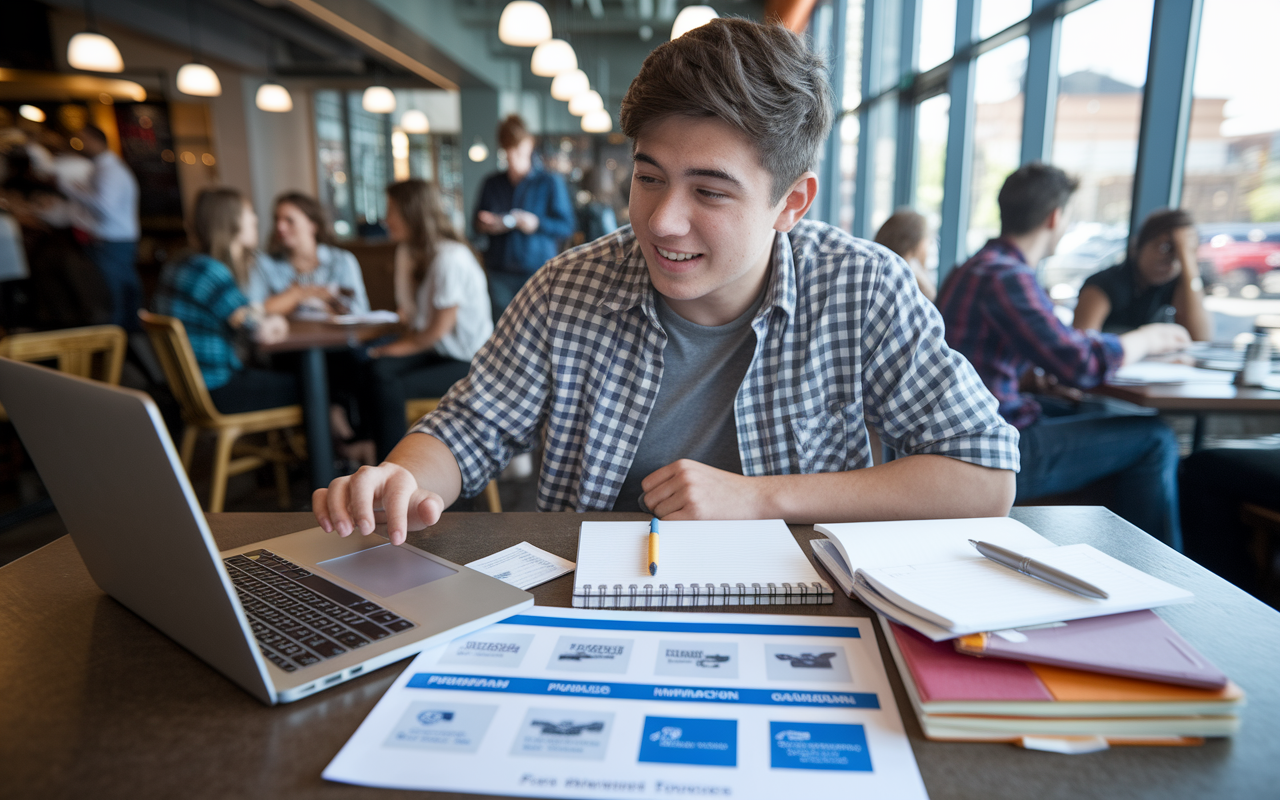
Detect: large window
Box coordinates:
(1042, 0, 1152, 301)
(916, 93, 950, 274)
(979, 0, 1031, 40)
(837, 0, 865, 233)
(918, 0, 956, 73)
(967, 37, 1027, 255)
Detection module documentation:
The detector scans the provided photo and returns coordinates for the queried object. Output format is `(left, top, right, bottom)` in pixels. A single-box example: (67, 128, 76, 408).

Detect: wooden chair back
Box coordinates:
(0, 324, 126, 382)
(138, 311, 223, 426)
(0, 325, 127, 421)
(345, 241, 399, 312)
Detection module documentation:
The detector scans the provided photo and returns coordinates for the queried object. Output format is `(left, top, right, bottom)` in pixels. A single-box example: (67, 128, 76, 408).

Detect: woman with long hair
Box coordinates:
(248, 192, 369, 315)
(874, 209, 937, 302)
(368, 179, 493, 460)
(153, 188, 295, 413)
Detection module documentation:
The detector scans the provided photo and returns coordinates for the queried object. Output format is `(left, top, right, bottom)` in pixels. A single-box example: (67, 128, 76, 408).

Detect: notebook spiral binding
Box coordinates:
(573, 580, 833, 608)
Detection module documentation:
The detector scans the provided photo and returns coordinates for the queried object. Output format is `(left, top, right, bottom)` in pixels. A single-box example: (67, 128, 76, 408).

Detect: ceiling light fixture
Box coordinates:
(581, 109, 612, 133)
(18, 105, 46, 123)
(362, 85, 396, 114)
(67, 0, 124, 72)
(550, 69, 589, 102)
(531, 38, 577, 77)
(568, 89, 603, 117)
(399, 109, 430, 134)
(255, 83, 293, 112)
(671, 5, 718, 40)
(176, 0, 221, 96)
(468, 138, 490, 162)
(498, 1, 552, 47)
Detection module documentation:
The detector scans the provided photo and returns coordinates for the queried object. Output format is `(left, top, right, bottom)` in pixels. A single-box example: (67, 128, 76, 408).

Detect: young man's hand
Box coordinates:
(1119, 322, 1191, 365)
(641, 459, 764, 520)
(253, 314, 290, 345)
(313, 463, 446, 546)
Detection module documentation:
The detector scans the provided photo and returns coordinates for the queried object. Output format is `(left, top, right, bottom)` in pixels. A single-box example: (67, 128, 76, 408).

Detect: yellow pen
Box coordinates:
(648, 517, 660, 576)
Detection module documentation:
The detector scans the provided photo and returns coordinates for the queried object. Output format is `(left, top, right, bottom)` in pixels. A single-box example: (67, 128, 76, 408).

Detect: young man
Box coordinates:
(937, 162, 1190, 547)
(316, 19, 1019, 545)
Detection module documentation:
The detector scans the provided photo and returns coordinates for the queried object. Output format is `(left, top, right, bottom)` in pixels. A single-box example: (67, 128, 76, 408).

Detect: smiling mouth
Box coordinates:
(655, 246, 703, 263)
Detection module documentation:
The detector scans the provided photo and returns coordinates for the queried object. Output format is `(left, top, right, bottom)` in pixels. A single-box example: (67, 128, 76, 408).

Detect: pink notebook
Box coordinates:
(953, 610, 1227, 689)
(891, 622, 1053, 701)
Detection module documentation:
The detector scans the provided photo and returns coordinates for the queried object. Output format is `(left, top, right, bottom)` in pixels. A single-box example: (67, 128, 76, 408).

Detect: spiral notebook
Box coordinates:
(572, 519, 833, 608)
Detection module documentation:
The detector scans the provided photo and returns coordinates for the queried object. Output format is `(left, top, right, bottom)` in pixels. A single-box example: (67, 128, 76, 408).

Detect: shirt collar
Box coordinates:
(598, 229, 797, 328)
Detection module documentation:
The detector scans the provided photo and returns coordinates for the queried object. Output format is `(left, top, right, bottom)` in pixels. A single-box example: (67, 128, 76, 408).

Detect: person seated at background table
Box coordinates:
(1073, 208, 1211, 340)
(316, 18, 1020, 545)
(247, 192, 370, 316)
(874, 208, 936, 302)
(937, 163, 1191, 548)
(473, 114, 575, 321)
(153, 188, 293, 413)
(366, 179, 493, 462)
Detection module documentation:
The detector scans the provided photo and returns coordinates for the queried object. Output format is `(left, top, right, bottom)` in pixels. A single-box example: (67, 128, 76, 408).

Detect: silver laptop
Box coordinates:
(0, 357, 533, 705)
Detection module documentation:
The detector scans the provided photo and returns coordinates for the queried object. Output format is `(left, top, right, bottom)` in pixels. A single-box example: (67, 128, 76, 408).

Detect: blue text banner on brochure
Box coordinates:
(323, 606, 930, 799)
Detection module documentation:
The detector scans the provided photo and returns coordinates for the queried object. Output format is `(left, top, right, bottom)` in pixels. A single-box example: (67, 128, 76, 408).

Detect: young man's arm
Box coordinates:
(641, 455, 1014, 522)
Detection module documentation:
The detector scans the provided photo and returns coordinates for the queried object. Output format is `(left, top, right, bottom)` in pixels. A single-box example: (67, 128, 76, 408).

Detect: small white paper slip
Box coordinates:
(465, 542, 575, 590)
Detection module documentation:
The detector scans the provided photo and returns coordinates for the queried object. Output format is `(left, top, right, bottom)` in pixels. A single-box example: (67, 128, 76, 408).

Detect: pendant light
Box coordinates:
(255, 83, 293, 113)
(568, 89, 603, 117)
(68, 0, 123, 72)
(362, 85, 396, 114)
(468, 138, 490, 163)
(671, 5, 718, 40)
(176, 0, 220, 97)
(581, 109, 612, 133)
(498, 1, 552, 47)
(19, 105, 47, 123)
(551, 69, 589, 102)
(531, 39, 576, 77)
(399, 109, 430, 134)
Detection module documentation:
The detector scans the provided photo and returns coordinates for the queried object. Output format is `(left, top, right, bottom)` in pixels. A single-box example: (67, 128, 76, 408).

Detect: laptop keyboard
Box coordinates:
(223, 549, 416, 673)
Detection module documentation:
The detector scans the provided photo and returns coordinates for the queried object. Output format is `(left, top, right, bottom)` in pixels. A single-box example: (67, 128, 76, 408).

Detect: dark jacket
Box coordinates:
(473, 163, 575, 276)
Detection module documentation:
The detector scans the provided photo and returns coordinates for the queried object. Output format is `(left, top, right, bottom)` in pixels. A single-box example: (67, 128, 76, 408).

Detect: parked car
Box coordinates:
(1197, 223, 1280, 298)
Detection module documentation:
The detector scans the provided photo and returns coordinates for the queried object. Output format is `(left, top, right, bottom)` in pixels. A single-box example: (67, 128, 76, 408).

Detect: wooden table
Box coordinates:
(259, 319, 397, 489)
(1094, 382, 1280, 450)
(3, 508, 1279, 799)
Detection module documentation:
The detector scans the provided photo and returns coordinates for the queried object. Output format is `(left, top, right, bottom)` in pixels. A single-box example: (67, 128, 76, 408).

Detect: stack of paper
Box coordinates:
(811, 518, 1193, 641)
(882, 620, 1244, 744)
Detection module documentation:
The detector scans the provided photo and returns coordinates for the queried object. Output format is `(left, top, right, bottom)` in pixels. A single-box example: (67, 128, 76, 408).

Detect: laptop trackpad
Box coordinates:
(318, 545, 457, 598)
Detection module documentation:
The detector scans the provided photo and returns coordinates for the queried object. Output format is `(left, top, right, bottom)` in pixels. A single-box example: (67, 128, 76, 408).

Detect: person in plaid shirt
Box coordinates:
(937, 163, 1190, 547)
(153, 188, 292, 413)
(316, 19, 1020, 544)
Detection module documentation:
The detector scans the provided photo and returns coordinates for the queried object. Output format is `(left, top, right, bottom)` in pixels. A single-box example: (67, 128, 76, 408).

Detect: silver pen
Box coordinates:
(968, 540, 1110, 599)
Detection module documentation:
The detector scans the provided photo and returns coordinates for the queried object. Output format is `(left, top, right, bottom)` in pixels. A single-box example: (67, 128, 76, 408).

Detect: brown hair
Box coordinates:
(1134, 208, 1195, 258)
(619, 17, 833, 204)
(875, 209, 928, 260)
(497, 114, 532, 150)
(191, 187, 251, 286)
(266, 191, 333, 258)
(997, 162, 1080, 236)
(385, 179, 466, 285)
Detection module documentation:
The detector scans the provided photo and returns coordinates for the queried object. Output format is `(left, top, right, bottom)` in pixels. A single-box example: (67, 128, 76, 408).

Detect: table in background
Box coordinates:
(1095, 381, 1280, 450)
(2, 508, 1278, 799)
(259, 319, 397, 489)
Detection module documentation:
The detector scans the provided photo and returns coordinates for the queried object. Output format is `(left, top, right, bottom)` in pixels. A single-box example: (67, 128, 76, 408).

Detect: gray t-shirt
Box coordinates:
(611, 291, 763, 512)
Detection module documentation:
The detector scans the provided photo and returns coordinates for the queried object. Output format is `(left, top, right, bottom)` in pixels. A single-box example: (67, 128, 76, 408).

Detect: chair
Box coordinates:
(0, 324, 127, 422)
(405, 398, 502, 512)
(139, 311, 303, 513)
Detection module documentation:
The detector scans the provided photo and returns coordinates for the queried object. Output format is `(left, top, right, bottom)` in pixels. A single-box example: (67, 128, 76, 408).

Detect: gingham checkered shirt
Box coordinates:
(412, 220, 1019, 510)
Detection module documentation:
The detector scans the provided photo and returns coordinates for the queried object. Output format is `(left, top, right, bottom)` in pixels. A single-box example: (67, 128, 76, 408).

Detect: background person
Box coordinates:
(58, 125, 140, 331)
(248, 192, 370, 316)
(153, 188, 292, 414)
(473, 114, 574, 321)
(938, 162, 1190, 547)
(874, 209, 936, 302)
(1073, 208, 1211, 340)
(368, 179, 493, 461)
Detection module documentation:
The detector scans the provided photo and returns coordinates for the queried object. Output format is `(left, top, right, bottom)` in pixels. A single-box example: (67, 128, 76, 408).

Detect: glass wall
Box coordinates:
(1042, 0, 1152, 301)
(918, 0, 956, 72)
(837, 0, 865, 233)
(979, 0, 1031, 39)
(1182, 0, 1280, 342)
(916, 93, 949, 273)
(966, 37, 1027, 254)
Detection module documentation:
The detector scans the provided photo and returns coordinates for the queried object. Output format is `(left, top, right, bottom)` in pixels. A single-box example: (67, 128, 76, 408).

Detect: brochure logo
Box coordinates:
(416, 710, 455, 726)
(769, 721, 872, 772)
(654, 640, 739, 679)
(514, 708, 615, 761)
(639, 716, 737, 767)
(774, 652, 836, 668)
(549, 636, 633, 674)
(439, 632, 535, 668)
(385, 702, 497, 753)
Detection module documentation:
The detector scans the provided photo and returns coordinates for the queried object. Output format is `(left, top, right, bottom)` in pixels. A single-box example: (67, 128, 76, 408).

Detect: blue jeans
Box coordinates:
(1016, 399, 1182, 549)
(89, 240, 141, 331)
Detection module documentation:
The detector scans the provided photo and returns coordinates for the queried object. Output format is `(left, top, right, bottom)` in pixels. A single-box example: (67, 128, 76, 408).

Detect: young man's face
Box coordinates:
(629, 115, 813, 326)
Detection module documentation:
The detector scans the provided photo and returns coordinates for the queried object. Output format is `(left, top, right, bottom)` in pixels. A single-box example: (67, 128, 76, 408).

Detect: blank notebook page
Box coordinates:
(574, 519, 829, 592)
